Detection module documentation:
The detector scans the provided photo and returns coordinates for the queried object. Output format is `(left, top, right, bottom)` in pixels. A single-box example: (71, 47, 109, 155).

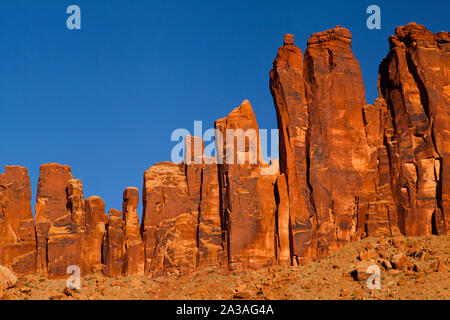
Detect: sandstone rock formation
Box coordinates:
(270, 23, 449, 263)
(274, 174, 290, 266)
(271, 28, 375, 262)
(270, 33, 317, 264)
(0, 265, 18, 295)
(304, 26, 375, 256)
(141, 162, 199, 276)
(215, 100, 279, 270)
(0, 166, 36, 275)
(35, 163, 82, 277)
(197, 159, 225, 268)
(35, 164, 108, 277)
(103, 209, 124, 277)
(122, 187, 145, 275)
(378, 22, 449, 236)
(0, 23, 448, 279)
(359, 98, 401, 239)
(83, 196, 108, 274)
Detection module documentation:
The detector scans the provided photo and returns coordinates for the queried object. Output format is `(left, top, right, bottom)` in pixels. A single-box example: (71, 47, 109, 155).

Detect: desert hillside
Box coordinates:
(2, 235, 448, 300)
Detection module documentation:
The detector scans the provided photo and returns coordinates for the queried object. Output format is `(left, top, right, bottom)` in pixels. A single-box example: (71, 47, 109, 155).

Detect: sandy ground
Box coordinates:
(2, 235, 449, 300)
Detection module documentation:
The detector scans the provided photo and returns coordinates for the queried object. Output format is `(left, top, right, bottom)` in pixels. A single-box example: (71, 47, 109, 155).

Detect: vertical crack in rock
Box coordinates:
(0, 166, 37, 275)
(378, 22, 449, 236)
(122, 187, 145, 275)
(215, 100, 279, 270)
(270, 33, 315, 265)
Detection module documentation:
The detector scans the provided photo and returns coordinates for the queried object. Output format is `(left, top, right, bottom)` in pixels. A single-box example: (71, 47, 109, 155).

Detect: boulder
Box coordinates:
(0, 266, 18, 294)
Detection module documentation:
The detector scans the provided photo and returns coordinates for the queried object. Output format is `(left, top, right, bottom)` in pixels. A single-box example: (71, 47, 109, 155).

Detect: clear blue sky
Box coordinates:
(1, 0, 448, 219)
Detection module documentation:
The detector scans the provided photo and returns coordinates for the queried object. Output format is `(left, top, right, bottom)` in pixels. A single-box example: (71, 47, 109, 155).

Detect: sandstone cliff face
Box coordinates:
(270, 23, 448, 263)
(83, 196, 108, 274)
(274, 174, 290, 266)
(0, 23, 448, 278)
(304, 27, 374, 257)
(34, 164, 109, 277)
(270, 34, 317, 264)
(183, 136, 225, 268)
(360, 98, 401, 239)
(0, 166, 36, 275)
(35, 163, 82, 277)
(378, 22, 449, 236)
(103, 209, 124, 277)
(141, 162, 199, 276)
(215, 100, 279, 270)
(197, 160, 225, 268)
(122, 187, 145, 276)
(270, 28, 376, 261)
(140, 103, 281, 275)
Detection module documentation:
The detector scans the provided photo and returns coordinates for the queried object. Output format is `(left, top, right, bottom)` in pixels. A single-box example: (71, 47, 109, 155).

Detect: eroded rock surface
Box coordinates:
(103, 209, 124, 277)
(141, 162, 199, 276)
(0, 166, 36, 275)
(35, 163, 82, 277)
(379, 22, 449, 236)
(1, 23, 448, 279)
(122, 187, 145, 276)
(215, 100, 279, 270)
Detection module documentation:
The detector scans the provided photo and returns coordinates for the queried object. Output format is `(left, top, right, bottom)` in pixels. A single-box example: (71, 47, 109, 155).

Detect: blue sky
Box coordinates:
(1, 0, 448, 218)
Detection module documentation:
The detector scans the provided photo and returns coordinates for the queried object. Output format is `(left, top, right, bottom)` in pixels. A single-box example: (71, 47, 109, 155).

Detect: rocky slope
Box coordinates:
(2, 236, 448, 300)
(0, 22, 448, 280)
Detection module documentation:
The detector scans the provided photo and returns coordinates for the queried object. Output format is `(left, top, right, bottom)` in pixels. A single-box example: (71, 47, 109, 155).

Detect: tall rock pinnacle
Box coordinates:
(0, 166, 36, 275)
(270, 33, 315, 264)
(0, 23, 448, 279)
(378, 22, 450, 236)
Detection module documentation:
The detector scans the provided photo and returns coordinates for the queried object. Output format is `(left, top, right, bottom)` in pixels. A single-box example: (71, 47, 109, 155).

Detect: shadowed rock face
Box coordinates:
(270, 33, 316, 264)
(1, 23, 448, 278)
(103, 188, 145, 277)
(274, 174, 290, 266)
(34, 164, 109, 278)
(379, 22, 450, 236)
(0, 166, 36, 275)
(360, 98, 401, 239)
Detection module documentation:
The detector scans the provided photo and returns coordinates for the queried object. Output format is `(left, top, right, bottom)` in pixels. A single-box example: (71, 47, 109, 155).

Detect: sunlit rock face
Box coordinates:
(378, 22, 449, 237)
(0, 166, 36, 275)
(215, 100, 279, 270)
(270, 23, 448, 263)
(1, 23, 448, 278)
